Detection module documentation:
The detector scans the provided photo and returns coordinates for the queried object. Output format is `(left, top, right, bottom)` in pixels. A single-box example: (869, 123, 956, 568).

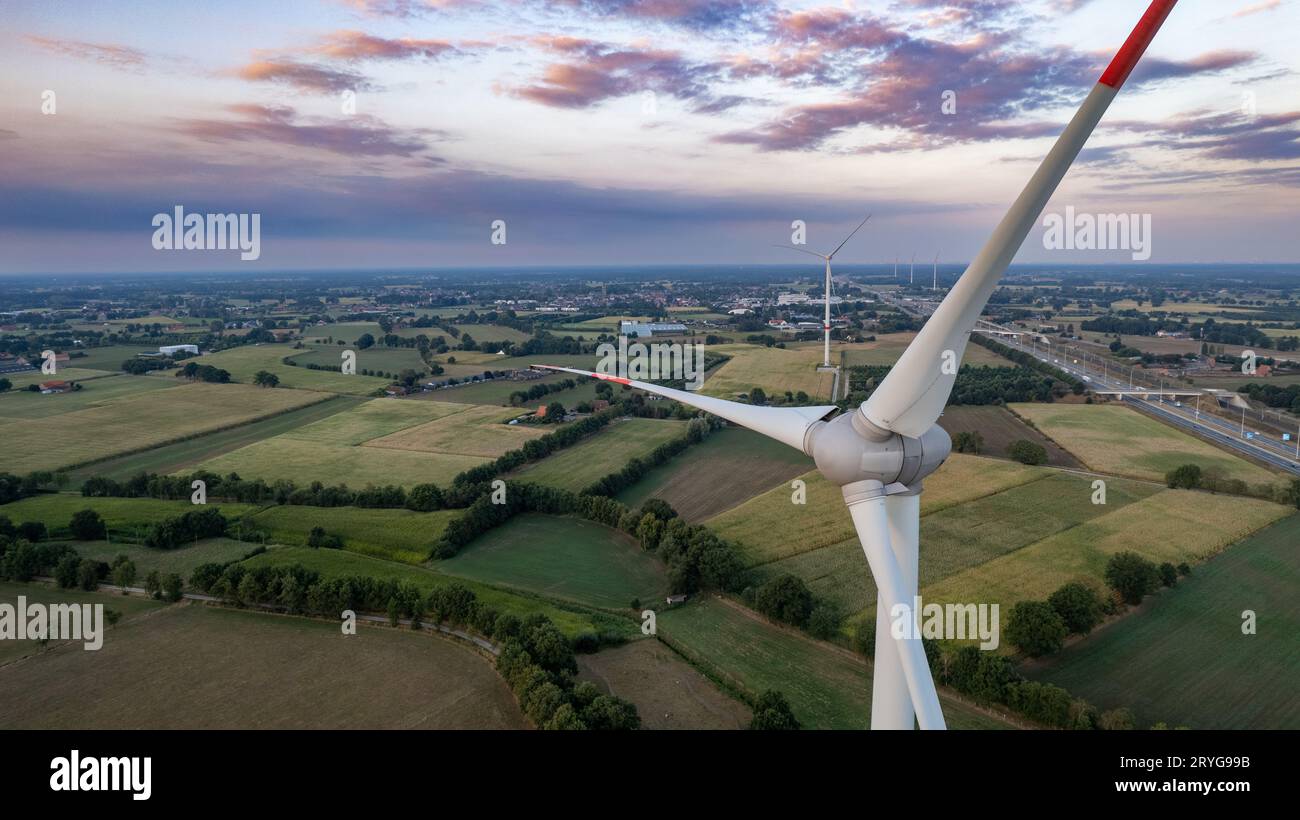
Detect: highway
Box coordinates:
(877, 292, 1300, 478)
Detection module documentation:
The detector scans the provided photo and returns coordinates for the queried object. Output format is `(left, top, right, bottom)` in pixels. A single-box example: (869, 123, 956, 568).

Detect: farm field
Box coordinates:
(1, 382, 329, 473)
(194, 399, 489, 489)
(657, 597, 1013, 729)
(64, 537, 263, 578)
(699, 343, 836, 401)
(0, 581, 163, 665)
(937, 405, 1083, 468)
(0, 602, 526, 729)
(195, 344, 389, 394)
(0, 373, 180, 419)
(300, 321, 384, 343)
(512, 417, 686, 492)
(616, 427, 813, 521)
(247, 505, 460, 564)
(63, 395, 366, 484)
(289, 343, 428, 375)
(65, 344, 161, 370)
(240, 546, 612, 637)
(452, 323, 534, 344)
(576, 639, 751, 729)
(1028, 514, 1300, 729)
(923, 488, 1291, 611)
(364, 404, 541, 458)
(0, 494, 261, 537)
(1010, 402, 1281, 486)
(436, 513, 667, 609)
(425, 372, 602, 408)
(3, 367, 115, 388)
(842, 333, 1013, 368)
(708, 454, 1049, 566)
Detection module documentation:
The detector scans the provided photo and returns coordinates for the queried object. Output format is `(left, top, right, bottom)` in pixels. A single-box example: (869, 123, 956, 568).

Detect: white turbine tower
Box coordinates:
(932, 254, 938, 291)
(539, 0, 1178, 730)
(775, 214, 872, 368)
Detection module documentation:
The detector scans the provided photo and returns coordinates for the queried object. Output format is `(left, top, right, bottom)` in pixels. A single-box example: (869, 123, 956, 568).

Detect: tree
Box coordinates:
(749, 387, 767, 405)
(356, 333, 375, 350)
(1159, 562, 1178, 587)
(754, 574, 814, 627)
(1047, 582, 1103, 635)
(544, 401, 566, 422)
(807, 604, 842, 640)
(749, 690, 800, 730)
(69, 508, 107, 541)
(1105, 551, 1159, 605)
(54, 554, 80, 589)
(1006, 439, 1048, 465)
(162, 573, 184, 602)
(77, 559, 100, 591)
(110, 557, 137, 591)
(253, 370, 280, 388)
(953, 430, 984, 454)
(1005, 600, 1067, 657)
(851, 617, 875, 658)
(1165, 463, 1202, 490)
(1098, 707, 1135, 730)
(144, 570, 163, 599)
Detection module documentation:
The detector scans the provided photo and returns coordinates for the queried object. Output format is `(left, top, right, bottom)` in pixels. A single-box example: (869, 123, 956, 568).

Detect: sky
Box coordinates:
(1, 0, 1298, 273)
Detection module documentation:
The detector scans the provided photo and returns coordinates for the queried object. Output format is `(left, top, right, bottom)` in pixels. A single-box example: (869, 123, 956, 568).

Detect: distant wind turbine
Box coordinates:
(774, 214, 872, 368)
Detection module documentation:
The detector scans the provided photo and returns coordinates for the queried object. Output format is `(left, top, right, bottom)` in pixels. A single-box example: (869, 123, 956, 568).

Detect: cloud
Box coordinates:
(235, 59, 370, 93)
(338, 0, 471, 17)
(171, 103, 435, 157)
(1125, 109, 1300, 162)
(308, 30, 460, 61)
(0, 129, 17, 140)
(542, 0, 773, 31)
(24, 35, 147, 70)
(1233, 0, 1281, 18)
(510, 37, 723, 109)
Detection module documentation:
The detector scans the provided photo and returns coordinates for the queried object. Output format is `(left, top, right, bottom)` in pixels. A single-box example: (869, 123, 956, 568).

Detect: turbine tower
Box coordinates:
(932, 254, 939, 291)
(775, 214, 872, 368)
(909, 253, 915, 285)
(539, 0, 1177, 730)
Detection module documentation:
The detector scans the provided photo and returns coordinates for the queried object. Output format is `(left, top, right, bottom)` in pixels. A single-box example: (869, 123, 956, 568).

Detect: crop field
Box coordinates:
(0, 494, 261, 536)
(0, 602, 526, 729)
(923, 488, 1290, 611)
(0, 581, 164, 665)
(364, 404, 542, 458)
(300, 321, 384, 343)
(698, 343, 835, 401)
(63, 395, 365, 484)
(1010, 402, 1281, 486)
(842, 333, 1013, 368)
(452, 324, 534, 344)
(247, 505, 461, 564)
(1027, 514, 1300, 729)
(753, 472, 1162, 619)
(576, 639, 751, 729)
(2, 383, 328, 473)
(707, 454, 1049, 566)
(195, 399, 489, 488)
(937, 405, 1083, 468)
(616, 427, 814, 521)
(195, 344, 389, 394)
(437, 513, 667, 609)
(240, 546, 614, 637)
(0, 373, 181, 419)
(3, 367, 115, 388)
(657, 597, 1013, 730)
(512, 418, 686, 492)
(65, 344, 161, 370)
(427, 372, 603, 407)
(289, 343, 429, 375)
(65, 537, 263, 578)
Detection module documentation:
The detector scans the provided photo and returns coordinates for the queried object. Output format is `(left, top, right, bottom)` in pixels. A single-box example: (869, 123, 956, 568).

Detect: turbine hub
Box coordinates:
(805, 413, 951, 489)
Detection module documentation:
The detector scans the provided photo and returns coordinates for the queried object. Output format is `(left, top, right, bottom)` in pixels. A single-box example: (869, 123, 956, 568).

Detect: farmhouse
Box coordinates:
(39, 380, 72, 394)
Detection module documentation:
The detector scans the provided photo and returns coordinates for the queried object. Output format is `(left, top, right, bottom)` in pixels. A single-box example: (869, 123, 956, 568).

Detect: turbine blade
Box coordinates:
(773, 244, 828, 260)
(846, 490, 945, 729)
(827, 213, 872, 260)
(531, 365, 837, 454)
(860, 0, 1178, 438)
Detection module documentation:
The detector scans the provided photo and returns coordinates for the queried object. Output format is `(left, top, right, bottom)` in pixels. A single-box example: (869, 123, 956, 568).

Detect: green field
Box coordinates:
(452, 324, 534, 344)
(428, 372, 603, 408)
(2, 367, 115, 388)
(289, 343, 428, 375)
(241, 546, 614, 638)
(699, 343, 836, 401)
(64, 344, 161, 370)
(0, 373, 180, 419)
(0, 494, 260, 536)
(247, 505, 460, 564)
(1011, 402, 1281, 486)
(363, 403, 542, 458)
(937, 405, 1082, 468)
(437, 513, 667, 609)
(657, 597, 1013, 729)
(300, 321, 384, 344)
(616, 427, 814, 521)
(512, 417, 686, 492)
(2, 382, 329, 473)
(62, 537, 263, 578)
(0, 600, 525, 729)
(1028, 514, 1300, 729)
(195, 344, 389, 394)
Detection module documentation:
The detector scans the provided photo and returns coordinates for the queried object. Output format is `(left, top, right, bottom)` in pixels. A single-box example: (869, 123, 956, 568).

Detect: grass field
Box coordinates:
(0, 494, 261, 536)
(452, 323, 534, 344)
(300, 321, 384, 344)
(195, 344, 389, 394)
(2, 382, 330, 474)
(194, 399, 491, 488)
(512, 417, 686, 492)
(842, 333, 1013, 368)
(616, 427, 814, 521)
(1011, 402, 1281, 485)
(437, 513, 667, 609)
(63, 537, 263, 578)
(699, 343, 836, 401)
(63, 395, 365, 485)
(247, 505, 460, 564)
(426, 372, 603, 408)
(240, 546, 613, 638)
(65, 344, 161, 371)
(2, 367, 116, 388)
(0, 373, 181, 419)
(0, 601, 526, 729)
(938, 405, 1083, 468)
(657, 597, 1013, 729)
(0, 581, 164, 665)
(289, 343, 429, 375)
(364, 404, 542, 458)
(1028, 514, 1300, 728)
(576, 639, 751, 729)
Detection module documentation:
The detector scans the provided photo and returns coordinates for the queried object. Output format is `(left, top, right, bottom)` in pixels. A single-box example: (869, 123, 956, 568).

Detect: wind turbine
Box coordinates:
(774, 214, 872, 368)
(538, 0, 1178, 730)
(932, 254, 939, 292)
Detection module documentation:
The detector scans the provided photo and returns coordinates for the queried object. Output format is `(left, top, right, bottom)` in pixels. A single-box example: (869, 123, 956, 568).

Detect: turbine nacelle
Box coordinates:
(805, 413, 951, 490)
